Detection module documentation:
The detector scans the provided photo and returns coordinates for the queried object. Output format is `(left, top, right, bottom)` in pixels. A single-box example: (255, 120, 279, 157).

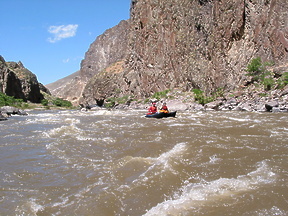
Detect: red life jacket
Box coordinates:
(147, 106, 157, 114)
(159, 105, 169, 113)
(161, 105, 168, 110)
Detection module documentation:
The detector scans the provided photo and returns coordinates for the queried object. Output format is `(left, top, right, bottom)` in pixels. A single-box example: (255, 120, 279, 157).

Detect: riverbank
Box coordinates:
(1, 84, 288, 121)
(114, 84, 288, 113)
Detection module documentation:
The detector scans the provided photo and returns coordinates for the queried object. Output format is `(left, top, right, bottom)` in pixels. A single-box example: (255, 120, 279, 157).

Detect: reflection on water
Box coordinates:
(0, 110, 287, 215)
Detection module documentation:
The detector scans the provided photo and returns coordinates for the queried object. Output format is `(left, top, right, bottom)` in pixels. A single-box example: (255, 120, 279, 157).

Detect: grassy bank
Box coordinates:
(0, 92, 75, 110)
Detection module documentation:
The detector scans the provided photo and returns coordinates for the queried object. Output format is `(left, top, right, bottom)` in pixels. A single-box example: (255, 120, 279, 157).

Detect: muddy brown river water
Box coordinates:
(0, 109, 287, 215)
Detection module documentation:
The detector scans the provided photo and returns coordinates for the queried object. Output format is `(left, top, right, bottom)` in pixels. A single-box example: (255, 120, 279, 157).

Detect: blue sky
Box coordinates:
(0, 0, 131, 85)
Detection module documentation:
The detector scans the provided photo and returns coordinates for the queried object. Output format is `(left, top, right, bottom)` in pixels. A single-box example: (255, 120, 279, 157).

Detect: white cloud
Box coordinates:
(62, 58, 70, 63)
(47, 24, 78, 43)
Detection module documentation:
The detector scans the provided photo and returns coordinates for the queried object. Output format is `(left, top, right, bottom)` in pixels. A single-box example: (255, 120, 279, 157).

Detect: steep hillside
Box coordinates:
(45, 71, 84, 105)
(47, 20, 130, 106)
(81, 0, 288, 105)
(0, 55, 48, 103)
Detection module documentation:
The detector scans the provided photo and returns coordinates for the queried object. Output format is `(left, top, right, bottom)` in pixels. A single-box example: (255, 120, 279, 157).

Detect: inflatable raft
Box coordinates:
(145, 111, 177, 118)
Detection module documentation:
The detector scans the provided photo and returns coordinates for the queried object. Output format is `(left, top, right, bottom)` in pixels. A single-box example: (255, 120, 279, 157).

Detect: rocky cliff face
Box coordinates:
(80, 19, 130, 105)
(45, 70, 84, 105)
(80, 0, 287, 105)
(47, 20, 130, 106)
(80, 20, 130, 82)
(0, 55, 47, 103)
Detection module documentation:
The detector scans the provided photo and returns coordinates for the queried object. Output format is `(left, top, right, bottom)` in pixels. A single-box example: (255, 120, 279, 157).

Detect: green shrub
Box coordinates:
(212, 87, 225, 98)
(52, 98, 72, 107)
(105, 97, 116, 108)
(144, 98, 150, 104)
(0, 93, 24, 107)
(277, 72, 288, 89)
(258, 93, 268, 97)
(41, 99, 49, 106)
(246, 57, 274, 82)
(192, 89, 213, 105)
(152, 89, 171, 100)
(263, 77, 275, 91)
(246, 57, 278, 90)
(246, 57, 263, 78)
(117, 95, 129, 104)
(104, 95, 134, 108)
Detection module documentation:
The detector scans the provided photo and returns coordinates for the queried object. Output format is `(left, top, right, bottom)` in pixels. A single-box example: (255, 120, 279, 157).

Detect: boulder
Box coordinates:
(0, 106, 28, 115)
(188, 102, 205, 111)
(265, 101, 279, 112)
(166, 100, 188, 111)
(0, 106, 19, 115)
(280, 85, 288, 96)
(236, 102, 253, 112)
(205, 100, 223, 110)
(0, 112, 8, 121)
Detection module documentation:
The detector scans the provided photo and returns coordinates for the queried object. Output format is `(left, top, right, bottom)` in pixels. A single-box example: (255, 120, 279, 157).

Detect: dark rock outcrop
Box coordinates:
(0, 55, 48, 103)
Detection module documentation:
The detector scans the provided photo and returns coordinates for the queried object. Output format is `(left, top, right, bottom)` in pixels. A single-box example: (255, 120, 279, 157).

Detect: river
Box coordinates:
(0, 109, 287, 216)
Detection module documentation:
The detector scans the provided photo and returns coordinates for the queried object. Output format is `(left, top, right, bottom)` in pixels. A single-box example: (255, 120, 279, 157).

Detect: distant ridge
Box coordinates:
(46, 70, 80, 93)
(46, 19, 130, 106)
(45, 70, 85, 105)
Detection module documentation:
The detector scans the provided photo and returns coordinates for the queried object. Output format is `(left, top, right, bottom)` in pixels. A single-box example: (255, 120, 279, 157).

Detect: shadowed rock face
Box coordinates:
(80, 20, 130, 105)
(51, 0, 288, 105)
(80, 20, 130, 82)
(0, 56, 46, 103)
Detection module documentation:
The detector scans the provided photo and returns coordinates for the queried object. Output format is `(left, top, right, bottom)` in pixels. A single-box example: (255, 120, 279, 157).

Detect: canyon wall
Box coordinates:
(50, 0, 288, 106)
(122, 0, 288, 96)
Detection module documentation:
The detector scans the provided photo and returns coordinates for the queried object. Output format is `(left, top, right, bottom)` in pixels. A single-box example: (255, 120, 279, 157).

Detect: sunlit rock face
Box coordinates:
(122, 0, 288, 97)
(56, 0, 288, 105)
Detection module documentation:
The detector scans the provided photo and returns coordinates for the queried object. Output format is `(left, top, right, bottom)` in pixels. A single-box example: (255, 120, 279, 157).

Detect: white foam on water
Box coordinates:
(75, 135, 98, 141)
(143, 160, 277, 216)
(92, 109, 129, 116)
(43, 118, 82, 138)
(168, 123, 188, 127)
(46, 142, 71, 163)
(208, 154, 222, 164)
(115, 143, 188, 192)
(227, 117, 249, 122)
(28, 198, 44, 214)
(147, 142, 188, 174)
(247, 206, 288, 216)
(45, 124, 81, 138)
(138, 143, 188, 182)
(15, 198, 44, 216)
(25, 117, 56, 124)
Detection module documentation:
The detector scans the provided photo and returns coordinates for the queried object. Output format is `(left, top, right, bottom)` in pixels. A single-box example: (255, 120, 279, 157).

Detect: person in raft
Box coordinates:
(159, 102, 169, 113)
(147, 102, 157, 115)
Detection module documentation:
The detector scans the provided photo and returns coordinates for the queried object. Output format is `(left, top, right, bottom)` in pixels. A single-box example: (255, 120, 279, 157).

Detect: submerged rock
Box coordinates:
(0, 106, 28, 116)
